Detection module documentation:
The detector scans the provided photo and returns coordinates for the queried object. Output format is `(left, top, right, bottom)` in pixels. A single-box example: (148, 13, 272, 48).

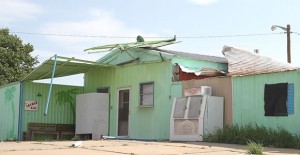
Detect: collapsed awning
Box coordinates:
(22, 55, 113, 81)
(21, 55, 114, 116)
(172, 63, 226, 81)
(177, 64, 226, 76)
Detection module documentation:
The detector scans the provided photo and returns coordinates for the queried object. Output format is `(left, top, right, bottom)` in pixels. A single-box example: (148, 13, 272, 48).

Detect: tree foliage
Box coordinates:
(0, 28, 38, 86)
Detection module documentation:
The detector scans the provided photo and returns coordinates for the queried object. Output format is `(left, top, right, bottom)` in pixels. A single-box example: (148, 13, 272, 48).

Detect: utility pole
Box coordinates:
(287, 24, 291, 63)
(271, 24, 291, 63)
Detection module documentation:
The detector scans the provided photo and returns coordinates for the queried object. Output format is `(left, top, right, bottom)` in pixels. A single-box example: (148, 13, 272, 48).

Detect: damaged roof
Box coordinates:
(147, 47, 227, 63)
(84, 36, 179, 53)
(176, 63, 226, 76)
(85, 36, 227, 65)
(222, 46, 299, 76)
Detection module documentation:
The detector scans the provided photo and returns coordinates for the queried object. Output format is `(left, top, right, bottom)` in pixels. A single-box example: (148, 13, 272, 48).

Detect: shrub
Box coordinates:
(203, 124, 300, 149)
(246, 141, 263, 154)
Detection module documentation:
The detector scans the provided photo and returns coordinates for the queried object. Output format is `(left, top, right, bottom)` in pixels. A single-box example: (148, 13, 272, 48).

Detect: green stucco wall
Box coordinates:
(84, 61, 177, 139)
(22, 82, 83, 140)
(233, 70, 300, 134)
(0, 82, 20, 140)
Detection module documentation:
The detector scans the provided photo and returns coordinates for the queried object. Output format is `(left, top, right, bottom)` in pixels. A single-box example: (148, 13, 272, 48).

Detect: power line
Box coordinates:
(11, 31, 285, 39)
(293, 32, 300, 35)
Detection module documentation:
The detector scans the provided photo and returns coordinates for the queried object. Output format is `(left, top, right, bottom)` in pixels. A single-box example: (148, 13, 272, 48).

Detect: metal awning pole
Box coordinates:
(44, 54, 57, 116)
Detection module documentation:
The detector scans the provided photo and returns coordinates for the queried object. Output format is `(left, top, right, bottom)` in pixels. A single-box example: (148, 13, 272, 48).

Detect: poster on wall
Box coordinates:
(25, 101, 38, 110)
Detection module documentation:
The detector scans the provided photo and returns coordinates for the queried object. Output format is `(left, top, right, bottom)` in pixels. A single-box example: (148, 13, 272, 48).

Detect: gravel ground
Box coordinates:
(0, 140, 300, 155)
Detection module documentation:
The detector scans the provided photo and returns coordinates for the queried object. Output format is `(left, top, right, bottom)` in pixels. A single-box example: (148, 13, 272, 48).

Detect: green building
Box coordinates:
(223, 46, 299, 135)
(0, 37, 227, 141)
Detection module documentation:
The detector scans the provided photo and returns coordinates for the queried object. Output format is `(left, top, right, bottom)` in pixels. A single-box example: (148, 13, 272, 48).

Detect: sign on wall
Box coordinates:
(25, 101, 38, 110)
(184, 87, 201, 96)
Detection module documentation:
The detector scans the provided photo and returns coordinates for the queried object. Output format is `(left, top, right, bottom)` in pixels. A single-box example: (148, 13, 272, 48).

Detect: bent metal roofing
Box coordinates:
(85, 36, 227, 64)
(22, 55, 112, 81)
(222, 46, 299, 76)
(145, 47, 227, 63)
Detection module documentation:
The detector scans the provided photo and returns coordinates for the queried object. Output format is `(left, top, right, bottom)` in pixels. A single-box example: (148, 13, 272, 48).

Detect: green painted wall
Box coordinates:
(233, 70, 300, 134)
(172, 57, 228, 72)
(0, 82, 20, 140)
(171, 82, 182, 99)
(84, 61, 177, 139)
(22, 82, 83, 139)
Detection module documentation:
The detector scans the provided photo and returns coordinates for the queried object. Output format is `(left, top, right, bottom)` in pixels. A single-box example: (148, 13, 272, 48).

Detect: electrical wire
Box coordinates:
(292, 32, 300, 35)
(10, 31, 285, 39)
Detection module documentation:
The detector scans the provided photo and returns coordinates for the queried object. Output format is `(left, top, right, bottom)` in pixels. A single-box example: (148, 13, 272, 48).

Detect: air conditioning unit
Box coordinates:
(200, 86, 212, 96)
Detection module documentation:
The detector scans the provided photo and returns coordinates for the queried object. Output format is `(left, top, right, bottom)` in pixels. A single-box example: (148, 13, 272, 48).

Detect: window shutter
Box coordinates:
(287, 83, 294, 114)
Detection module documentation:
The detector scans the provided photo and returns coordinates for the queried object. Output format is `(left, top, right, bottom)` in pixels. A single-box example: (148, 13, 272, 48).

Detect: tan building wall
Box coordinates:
(182, 77, 233, 125)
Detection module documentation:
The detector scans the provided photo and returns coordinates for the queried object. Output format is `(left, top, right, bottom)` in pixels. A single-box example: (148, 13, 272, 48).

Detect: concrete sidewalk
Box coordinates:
(0, 140, 300, 155)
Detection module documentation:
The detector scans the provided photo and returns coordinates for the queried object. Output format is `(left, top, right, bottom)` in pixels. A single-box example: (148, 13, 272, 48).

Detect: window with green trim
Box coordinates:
(140, 82, 154, 106)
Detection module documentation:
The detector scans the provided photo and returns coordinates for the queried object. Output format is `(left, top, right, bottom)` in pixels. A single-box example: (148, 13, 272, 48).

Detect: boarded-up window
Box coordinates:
(140, 82, 154, 106)
(264, 83, 288, 116)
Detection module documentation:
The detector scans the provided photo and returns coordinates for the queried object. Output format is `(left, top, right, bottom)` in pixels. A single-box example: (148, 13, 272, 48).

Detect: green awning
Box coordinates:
(22, 55, 112, 81)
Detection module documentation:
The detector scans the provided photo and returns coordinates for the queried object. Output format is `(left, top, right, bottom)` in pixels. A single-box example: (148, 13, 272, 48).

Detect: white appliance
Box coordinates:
(76, 93, 109, 140)
(170, 95, 223, 141)
(200, 86, 212, 96)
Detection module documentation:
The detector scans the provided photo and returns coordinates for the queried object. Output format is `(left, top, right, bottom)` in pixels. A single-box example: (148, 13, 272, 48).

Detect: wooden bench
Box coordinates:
(26, 123, 75, 141)
(57, 124, 75, 139)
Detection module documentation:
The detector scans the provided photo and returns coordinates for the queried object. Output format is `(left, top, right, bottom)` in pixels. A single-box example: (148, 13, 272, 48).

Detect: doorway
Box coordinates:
(118, 89, 130, 136)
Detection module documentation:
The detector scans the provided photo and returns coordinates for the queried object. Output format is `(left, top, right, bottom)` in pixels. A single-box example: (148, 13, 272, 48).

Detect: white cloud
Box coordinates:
(0, 0, 43, 24)
(39, 9, 159, 60)
(188, 0, 218, 5)
(31, 49, 55, 63)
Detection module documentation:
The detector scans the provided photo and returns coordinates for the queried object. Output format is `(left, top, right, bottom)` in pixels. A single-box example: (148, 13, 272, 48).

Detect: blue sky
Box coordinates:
(1, 0, 300, 85)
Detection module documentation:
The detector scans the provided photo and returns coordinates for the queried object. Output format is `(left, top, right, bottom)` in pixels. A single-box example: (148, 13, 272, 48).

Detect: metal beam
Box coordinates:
(44, 54, 57, 116)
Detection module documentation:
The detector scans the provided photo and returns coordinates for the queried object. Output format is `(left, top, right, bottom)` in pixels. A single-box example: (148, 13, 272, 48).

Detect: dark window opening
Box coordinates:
(264, 83, 288, 116)
(97, 87, 109, 93)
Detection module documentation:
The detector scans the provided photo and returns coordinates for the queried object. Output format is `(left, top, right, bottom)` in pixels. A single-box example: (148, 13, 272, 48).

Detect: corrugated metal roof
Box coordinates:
(147, 47, 228, 63)
(222, 46, 299, 76)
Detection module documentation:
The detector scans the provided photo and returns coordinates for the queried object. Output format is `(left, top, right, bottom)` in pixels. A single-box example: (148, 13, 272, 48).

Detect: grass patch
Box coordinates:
(204, 124, 300, 149)
(71, 135, 81, 141)
(246, 141, 263, 154)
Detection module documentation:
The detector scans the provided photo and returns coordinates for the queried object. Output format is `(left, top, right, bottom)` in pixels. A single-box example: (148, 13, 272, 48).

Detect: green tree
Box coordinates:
(0, 28, 38, 86)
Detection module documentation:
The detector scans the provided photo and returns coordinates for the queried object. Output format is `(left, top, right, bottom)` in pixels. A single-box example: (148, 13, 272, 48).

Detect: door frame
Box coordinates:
(116, 87, 131, 137)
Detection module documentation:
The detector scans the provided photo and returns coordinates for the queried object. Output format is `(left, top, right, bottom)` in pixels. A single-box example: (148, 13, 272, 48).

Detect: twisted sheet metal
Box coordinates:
(222, 46, 298, 76)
